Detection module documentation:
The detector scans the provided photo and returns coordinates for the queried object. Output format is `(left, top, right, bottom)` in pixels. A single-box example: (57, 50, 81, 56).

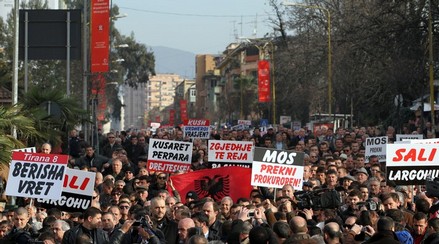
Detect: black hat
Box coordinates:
(186, 191, 199, 200)
(138, 155, 148, 162)
(136, 185, 148, 191)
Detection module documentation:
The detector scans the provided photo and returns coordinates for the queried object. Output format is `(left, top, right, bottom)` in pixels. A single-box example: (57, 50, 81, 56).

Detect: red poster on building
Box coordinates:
(155, 116, 161, 123)
(258, 60, 271, 102)
(169, 109, 175, 126)
(169, 167, 252, 203)
(180, 100, 188, 122)
(90, 0, 110, 73)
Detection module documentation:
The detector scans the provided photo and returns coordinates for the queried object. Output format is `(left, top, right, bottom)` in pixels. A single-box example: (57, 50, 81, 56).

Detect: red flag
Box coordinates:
(169, 109, 175, 126)
(258, 60, 271, 102)
(180, 99, 188, 122)
(169, 167, 252, 203)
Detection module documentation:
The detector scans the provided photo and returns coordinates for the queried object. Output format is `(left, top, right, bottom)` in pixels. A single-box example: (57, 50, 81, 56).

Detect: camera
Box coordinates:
(133, 217, 153, 229)
(357, 199, 379, 211)
(248, 211, 255, 218)
(295, 188, 342, 210)
(426, 176, 439, 198)
(295, 191, 322, 210)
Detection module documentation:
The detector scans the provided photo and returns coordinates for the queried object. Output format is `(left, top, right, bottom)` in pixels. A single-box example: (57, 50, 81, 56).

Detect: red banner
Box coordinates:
(169, 109, 175, 126)
(258, 60, 271, 102)
(180, 100, 188, 122)
(90, 0, 110, 73)
(155, 116, 161, 123)
(169, 167, 253, 203)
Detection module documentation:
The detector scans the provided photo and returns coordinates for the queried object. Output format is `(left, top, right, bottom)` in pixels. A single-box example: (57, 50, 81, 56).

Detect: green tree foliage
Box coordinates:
(0, 105, 40, 164)
(20, 86, 86, 148)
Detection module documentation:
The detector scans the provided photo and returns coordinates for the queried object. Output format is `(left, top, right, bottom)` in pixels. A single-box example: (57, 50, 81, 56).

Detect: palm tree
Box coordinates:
(0, 104, 40, 164)
(21, 87, 87, 150)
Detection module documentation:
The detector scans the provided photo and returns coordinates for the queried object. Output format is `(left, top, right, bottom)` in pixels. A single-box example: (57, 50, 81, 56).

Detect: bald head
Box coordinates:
(178, 218, 195, 241)
(323, 222, 342, 241)
(289, 216, 307, 234)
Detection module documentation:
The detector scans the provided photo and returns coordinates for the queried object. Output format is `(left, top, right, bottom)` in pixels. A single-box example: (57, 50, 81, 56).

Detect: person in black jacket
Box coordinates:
(150, 197, 178, 244)
(363, 216, 400, 244)
(2, 207, 32, 244)
(75, 145, 109, 172)
(62, 207, 131, 244)
(121, 208, 165, 244)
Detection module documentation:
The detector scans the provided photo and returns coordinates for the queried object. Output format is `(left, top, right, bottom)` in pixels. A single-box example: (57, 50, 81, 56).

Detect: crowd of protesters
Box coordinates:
(0, 122, 439, 244)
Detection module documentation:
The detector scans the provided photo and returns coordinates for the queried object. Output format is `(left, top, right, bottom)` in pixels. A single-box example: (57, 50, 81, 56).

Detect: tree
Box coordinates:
(20, 87, 86, 150)
(269, 0, 433, 127)
(0, 105, 40, 164)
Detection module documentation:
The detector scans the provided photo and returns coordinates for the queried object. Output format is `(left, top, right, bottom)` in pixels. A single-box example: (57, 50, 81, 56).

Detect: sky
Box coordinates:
(111, 0, 279, 54)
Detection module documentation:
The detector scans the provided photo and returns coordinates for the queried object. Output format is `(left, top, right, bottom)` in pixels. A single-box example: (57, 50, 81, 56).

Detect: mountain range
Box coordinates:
(151, 46, 196, 79)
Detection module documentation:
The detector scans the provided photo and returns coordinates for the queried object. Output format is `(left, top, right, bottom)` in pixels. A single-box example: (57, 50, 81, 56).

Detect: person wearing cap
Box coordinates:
(262, 126, 276, 143)
(186, 191, 199, 205)
(356, 167, 369, 185)
(122, 167, 136, 194)
(136, 185, 149, 206)
(342, 175, 356, 191)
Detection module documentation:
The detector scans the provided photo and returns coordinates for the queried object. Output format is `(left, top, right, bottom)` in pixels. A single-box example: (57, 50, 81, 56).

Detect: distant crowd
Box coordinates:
(0, 122, 438, 243)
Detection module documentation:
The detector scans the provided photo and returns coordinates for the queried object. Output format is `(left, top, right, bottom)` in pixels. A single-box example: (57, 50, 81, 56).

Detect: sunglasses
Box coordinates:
(108, 137, 115, 139)
(158, 177, 167, 180)
(112, 193, 121, 196)
(119, 205, 130, 209)
(93, 195, 98, 199)
(344, 224, 354, 229)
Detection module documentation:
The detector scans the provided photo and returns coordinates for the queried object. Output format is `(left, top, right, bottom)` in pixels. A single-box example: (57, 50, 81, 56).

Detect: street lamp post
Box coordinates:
(246, 39, 276, 124)
(282, 2, 332, 119)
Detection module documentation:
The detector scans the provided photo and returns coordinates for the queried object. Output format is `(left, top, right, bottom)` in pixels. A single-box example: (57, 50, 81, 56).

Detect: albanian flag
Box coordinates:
(170, 167, 252, 203)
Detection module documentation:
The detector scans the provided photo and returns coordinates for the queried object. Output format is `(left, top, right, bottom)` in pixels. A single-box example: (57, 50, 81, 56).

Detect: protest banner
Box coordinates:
(292, 121, 302, 130)
(208, 140, 254, 168)
(238, 120, 251, 126)
(251, 148, 305, 190)
(365, 136, 387, 162)
(36, 168, 96, 212)
(280, 116, 291, 125)
(231, 124, 246, 131)
(169, 167, 252, 204)
(147, 139, 193, 173)
(184, 119, 210, 139)
(12, 147, 36, 153)
(407, 138, 439, 145)
(5, 152, 67, 200)
(395, 134, 423, 142)
(386, 143, 439, 185)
